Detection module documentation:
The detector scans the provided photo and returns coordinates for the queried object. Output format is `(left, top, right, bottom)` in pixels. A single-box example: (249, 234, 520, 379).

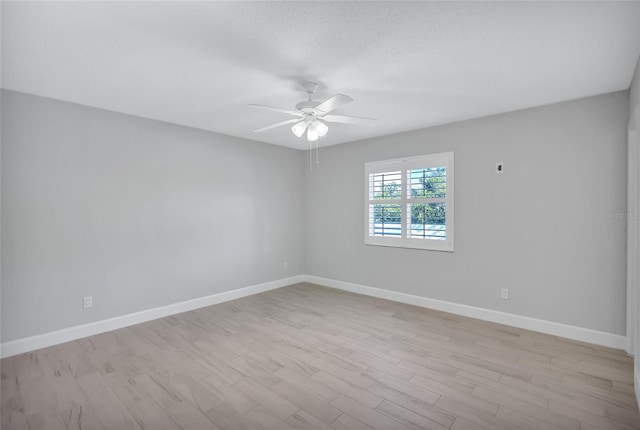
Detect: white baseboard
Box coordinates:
(0, 275, 305, 358)
(0, 273, 628, 358)
(303, 275, 628, 351)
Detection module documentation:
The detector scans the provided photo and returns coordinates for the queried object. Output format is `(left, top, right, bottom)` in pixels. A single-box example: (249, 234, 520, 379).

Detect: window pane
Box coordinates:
(370, 171, 401, 199)
(369, 204, 401, 237)
(408, 203, 446, 240)
(409, 167, 446, 198)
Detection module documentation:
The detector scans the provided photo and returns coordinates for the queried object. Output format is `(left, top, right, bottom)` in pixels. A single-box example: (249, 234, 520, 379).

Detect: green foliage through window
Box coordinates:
(410, 203, 446, 225)
(410, 167, 446, 199)
(371, 171, 401, 199)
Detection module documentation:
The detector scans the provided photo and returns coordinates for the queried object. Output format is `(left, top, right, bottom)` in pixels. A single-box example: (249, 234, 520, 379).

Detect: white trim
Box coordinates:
(627, 104, 638, 355)
(303, 275, 627, 350)
(627, 104, 640, 409)
(0, 275, 305, 358)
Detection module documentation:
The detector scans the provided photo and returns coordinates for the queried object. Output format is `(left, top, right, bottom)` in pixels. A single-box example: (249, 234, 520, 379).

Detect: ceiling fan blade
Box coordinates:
(323, 114, 377, 126)
(249, 104, 303, 116)
(314, 94, 353, 114)
(254, 118, 301, 133)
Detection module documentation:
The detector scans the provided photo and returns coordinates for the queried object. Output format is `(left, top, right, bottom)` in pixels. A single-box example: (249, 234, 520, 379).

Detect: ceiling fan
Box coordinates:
(250, 82, 377, 142)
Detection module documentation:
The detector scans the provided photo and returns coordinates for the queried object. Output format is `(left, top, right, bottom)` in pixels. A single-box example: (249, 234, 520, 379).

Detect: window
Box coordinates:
(365, 152, 454, 251)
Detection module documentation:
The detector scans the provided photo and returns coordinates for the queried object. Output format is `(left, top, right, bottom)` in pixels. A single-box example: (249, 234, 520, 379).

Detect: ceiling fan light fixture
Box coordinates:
(315, 120, 328, 137)
(307, 122, 319, 141)
(291, 120, 308, 138)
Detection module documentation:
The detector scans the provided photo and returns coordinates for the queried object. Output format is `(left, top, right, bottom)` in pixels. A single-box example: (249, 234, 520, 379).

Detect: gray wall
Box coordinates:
(0, 88, 631, 342)
(1, 89, 305, 342)
(305, 91, 629, 335)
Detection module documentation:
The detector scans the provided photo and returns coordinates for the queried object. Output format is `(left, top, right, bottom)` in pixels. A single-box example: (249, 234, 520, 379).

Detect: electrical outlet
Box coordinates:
(283, 261, 288, 270)
(500, 288, 509, 300)
(496, 162, 504, 173)
(83, 296, 93, 309)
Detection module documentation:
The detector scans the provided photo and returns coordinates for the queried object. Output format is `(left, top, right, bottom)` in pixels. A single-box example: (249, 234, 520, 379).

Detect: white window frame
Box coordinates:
(364, 152, 454, 252)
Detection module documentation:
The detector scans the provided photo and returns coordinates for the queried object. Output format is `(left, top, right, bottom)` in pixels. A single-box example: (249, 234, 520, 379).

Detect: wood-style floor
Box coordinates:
(1, 283, 639, 430)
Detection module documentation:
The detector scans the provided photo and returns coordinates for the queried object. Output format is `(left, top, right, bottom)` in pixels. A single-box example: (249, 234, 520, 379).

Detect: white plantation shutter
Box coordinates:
(365, 152, 454, 251)
(368, 171, 402, 238)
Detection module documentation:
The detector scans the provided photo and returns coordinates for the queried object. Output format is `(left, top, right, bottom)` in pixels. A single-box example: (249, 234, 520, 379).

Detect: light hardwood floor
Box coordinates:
(1, 283, 639, 430)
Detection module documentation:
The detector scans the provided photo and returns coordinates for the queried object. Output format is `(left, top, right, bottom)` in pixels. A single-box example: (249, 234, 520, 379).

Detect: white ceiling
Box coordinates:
(2, 1, 639, 149)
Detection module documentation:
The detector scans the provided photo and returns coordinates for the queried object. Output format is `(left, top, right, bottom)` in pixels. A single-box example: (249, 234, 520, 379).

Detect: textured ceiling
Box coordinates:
(2, 1, 639, 149)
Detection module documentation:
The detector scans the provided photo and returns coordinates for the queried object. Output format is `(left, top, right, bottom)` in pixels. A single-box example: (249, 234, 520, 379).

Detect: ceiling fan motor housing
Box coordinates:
(295, 99, 321, 112)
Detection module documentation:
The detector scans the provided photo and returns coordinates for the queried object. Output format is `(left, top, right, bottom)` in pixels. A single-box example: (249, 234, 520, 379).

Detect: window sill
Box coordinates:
(364, 240, 454, 252)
